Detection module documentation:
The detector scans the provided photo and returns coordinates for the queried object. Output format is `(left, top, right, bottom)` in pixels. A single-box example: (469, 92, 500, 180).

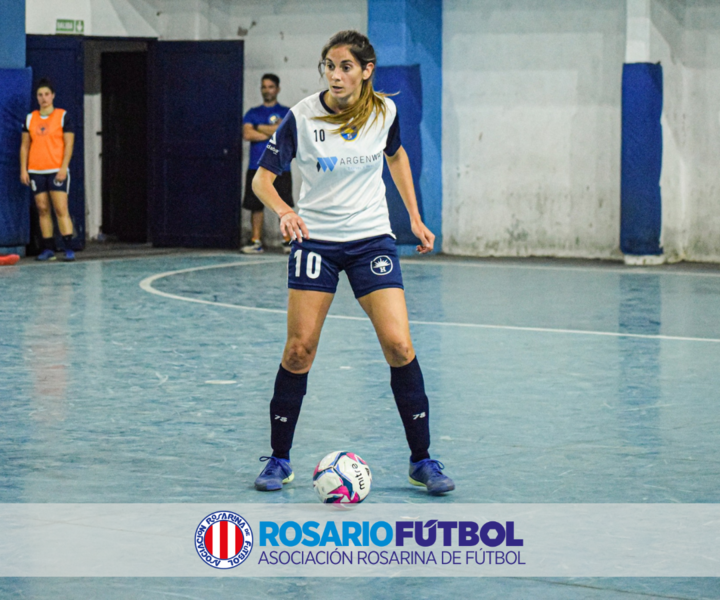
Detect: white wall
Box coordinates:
(443, 0, 626, 259)
(26, 0, 159, 37)
(442, 0, 720, 262)
(682, 2, 720, 262)
(26, 0, 366, 246)
(647, 0, 720, 263)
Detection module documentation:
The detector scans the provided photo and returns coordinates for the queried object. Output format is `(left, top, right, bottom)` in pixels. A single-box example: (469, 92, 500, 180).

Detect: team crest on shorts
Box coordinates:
(195, 510, 254, 569)
(371, 255, 393, 275)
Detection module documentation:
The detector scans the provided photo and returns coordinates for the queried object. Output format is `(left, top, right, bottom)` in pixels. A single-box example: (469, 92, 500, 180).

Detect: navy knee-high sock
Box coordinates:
(269, 365, 308, 460)
(390, 357, 431, 463)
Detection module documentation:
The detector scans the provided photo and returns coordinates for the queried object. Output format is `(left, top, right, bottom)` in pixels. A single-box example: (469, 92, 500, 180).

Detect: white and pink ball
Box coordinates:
(313, 451, 372, 504)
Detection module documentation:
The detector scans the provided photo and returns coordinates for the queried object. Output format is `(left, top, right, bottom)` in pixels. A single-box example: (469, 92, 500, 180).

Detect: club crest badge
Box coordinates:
(195, 511, 254, 569)
(370, 255, 393, 275)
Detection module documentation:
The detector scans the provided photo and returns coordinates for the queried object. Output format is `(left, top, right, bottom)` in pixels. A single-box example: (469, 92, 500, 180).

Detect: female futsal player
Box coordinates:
(20, 78, 76, 261)
(252, 30, 454, 495)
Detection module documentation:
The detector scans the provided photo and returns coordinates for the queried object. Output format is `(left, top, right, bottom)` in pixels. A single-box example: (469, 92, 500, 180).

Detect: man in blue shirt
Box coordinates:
(241, 74, 293, 254)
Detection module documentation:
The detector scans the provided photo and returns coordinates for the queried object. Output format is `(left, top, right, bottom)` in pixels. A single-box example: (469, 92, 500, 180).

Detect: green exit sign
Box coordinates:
(56, 19, 85, 34)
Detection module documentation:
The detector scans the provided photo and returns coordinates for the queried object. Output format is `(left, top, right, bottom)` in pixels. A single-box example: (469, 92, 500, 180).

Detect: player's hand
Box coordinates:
(55, 168, 68, 182)
(279, 211, 310, 243)
(20, 171, 30, 186)
(411, 219, 435, 254)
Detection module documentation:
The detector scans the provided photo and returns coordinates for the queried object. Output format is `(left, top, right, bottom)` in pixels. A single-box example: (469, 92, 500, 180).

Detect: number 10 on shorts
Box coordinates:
(294, 250, 322, 279)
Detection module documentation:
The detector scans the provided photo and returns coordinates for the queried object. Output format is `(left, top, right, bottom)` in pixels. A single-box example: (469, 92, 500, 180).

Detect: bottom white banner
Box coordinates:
(0, 504, 717, 577)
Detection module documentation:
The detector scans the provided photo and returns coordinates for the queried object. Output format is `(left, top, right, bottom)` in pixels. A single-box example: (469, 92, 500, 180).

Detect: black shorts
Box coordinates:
(29, 172, 70, 195)
(288, 234, 404, 299)
(243, 169, 293, 212)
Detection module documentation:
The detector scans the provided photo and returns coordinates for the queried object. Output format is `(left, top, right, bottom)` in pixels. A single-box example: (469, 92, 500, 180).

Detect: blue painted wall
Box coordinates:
(0, 0, 30, 255)
(368, 0, 442, 253)
(0, 0, 26, 68)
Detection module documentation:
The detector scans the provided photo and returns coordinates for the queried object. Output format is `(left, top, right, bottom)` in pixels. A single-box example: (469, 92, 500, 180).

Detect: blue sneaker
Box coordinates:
(254, 456, 294, 491)
(63, 249, 76, 262)
(409, 458, 455, 495)
(36, 249, 56, 261)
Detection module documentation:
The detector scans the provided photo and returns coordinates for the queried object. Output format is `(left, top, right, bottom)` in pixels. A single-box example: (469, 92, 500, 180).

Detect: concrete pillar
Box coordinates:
(621, 0, 665, 265)
(625, 0, 652, 63)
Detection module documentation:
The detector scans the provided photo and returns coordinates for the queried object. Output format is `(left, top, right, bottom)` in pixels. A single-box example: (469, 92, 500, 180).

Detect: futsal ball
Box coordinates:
(313, 451, 372, 504)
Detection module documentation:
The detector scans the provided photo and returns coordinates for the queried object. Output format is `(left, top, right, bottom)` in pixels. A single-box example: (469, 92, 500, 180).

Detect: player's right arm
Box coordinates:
(19, 131, 30, 186)
(252, 168, 308, 242)
(252, 111, 308, 242)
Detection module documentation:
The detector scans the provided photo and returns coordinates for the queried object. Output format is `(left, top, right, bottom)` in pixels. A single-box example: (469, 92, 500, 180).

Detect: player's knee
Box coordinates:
(283, 339, 317, 371)
(383, 339, 414, 366)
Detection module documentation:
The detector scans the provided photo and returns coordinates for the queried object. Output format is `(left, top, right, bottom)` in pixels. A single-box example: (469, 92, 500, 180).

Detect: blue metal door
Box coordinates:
(25, 35, 85, 250)
(149, 41, 243, 248)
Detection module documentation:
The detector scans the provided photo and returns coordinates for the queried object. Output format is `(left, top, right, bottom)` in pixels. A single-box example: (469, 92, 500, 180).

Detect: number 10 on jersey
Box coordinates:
(294, 250, 322, 279)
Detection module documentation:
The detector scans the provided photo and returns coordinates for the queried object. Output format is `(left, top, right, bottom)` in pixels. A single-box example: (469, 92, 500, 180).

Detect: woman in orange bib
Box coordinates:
(20, 79, 76, 261)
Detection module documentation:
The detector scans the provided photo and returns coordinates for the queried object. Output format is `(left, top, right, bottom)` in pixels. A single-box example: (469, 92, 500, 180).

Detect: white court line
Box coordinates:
(138, 260, 720, 344)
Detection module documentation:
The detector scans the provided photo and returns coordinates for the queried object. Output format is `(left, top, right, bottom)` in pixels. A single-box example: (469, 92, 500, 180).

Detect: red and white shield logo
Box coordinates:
(195, 511, 253, 569)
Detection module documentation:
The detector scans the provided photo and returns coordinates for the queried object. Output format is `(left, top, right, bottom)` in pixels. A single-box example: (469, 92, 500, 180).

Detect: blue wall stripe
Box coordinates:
(0, 0, 25, 69)
(0, 68, 32, 251)
(368, 0, 442, 254)
(621, 63, 663, 256)
(0, 0, 30, 254)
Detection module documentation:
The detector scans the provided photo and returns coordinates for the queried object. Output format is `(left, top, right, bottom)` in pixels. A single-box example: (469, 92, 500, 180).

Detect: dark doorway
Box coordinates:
(149, 41, 243, 248)
(101, 51, 148, 242)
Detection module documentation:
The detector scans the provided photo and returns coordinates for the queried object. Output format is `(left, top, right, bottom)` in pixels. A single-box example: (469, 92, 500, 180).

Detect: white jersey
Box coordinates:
(259, 91, 402, 242)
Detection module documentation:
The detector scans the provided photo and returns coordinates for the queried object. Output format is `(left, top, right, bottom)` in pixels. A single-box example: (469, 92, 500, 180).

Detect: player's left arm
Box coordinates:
(385, 146, 434, 254)
(57, 132, 75, 182)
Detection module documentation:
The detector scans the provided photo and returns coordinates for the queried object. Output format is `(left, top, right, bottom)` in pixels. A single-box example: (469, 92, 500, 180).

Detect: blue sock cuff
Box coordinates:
(276, 364, 308, 396)
(390, 356, 425, 394)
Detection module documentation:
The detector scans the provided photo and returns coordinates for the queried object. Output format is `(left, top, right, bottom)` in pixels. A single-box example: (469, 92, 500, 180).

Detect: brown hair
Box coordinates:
(316, 30, 389, 135)
(35, 78, 55, 94)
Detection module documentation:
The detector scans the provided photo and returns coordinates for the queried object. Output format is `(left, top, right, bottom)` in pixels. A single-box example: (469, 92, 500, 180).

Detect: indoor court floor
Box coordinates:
(1, 252, 719, 598)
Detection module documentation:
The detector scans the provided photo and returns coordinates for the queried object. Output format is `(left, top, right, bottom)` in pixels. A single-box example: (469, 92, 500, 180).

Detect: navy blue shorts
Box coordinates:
(29, 172, 70, 195)
(287, 234, 404, 298)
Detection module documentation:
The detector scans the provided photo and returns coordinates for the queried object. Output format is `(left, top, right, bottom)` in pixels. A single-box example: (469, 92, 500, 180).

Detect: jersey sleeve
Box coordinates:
(384, 112, 402, 156)
(243, 108, 260, 126)
(23, 114, 31, 132)
(61, 112, 74, 133)
(258, 111, 297, 175)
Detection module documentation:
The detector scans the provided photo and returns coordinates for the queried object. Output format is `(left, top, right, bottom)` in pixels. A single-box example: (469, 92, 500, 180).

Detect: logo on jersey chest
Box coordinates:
(315, 152, 383, 173)
(316, 157, 338, 172)
(370, 255, 393, 275)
